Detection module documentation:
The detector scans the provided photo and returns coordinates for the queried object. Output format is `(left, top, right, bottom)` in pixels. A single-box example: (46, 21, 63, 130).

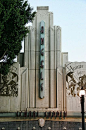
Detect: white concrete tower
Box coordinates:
(24, 6, 66, 111)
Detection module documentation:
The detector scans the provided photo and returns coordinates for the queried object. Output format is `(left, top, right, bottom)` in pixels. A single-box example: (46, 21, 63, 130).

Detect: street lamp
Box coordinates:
(79, 86, 85, 130)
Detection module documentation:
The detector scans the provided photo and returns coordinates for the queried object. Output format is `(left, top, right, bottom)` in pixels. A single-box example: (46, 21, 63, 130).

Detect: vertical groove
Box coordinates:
(29, 28, 31, 108)
(56, 68, 57, 108)
(28, 33, 29, 108)
(35, 16, 37, 108)
(24, 37, 25, 67)
(63, 68, 64, 111)
(20, 73, 22, 110)
(54, 26, 57, 108)
(56, 69, 58, 108)
(25, 72, 26, 109)
(49, 13, 50, 108)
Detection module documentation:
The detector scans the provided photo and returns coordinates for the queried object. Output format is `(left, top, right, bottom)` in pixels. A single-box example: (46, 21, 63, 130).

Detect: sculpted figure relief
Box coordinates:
(66, 63, 86, 97)
(0, 66, 18, 96)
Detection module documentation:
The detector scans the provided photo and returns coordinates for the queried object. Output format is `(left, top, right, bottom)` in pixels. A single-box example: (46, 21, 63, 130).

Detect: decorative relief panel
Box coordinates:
(66, 62, 86, 97)
(0, 65, 18, 96)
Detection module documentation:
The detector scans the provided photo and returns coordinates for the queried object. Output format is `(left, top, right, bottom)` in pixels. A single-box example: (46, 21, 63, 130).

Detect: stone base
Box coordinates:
(0, 119, 85, 130)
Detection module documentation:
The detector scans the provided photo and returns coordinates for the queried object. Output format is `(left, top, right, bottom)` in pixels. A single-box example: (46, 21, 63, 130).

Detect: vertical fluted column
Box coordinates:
(24, 33, 28, 68)
(56, 26, 61, 67)
(28, 26, 36, 108)
(63, 67, 67, 111)
(56, 67, 63, 110)
(50, 26, 56, 108)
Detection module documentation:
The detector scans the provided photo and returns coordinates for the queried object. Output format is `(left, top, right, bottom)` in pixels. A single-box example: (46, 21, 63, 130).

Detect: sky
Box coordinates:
(26, 0, 86, 62)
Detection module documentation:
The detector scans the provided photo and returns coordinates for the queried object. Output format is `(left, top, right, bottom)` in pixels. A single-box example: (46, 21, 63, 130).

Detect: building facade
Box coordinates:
(0, 6, 86, 130)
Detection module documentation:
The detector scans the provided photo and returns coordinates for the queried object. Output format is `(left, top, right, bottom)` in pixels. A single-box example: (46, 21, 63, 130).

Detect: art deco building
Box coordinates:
(0, 6, 86, 130)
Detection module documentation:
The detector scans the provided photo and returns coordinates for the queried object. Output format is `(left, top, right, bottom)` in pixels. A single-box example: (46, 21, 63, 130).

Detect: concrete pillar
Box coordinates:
(63, 67, 67, 111)
(56, 26, 61, 67)
(57, 67, 63, 110)
(61, 52, 68, 67)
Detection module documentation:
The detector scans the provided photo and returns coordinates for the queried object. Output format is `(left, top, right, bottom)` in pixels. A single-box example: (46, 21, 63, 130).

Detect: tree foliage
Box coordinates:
(0, 0, 36, 75)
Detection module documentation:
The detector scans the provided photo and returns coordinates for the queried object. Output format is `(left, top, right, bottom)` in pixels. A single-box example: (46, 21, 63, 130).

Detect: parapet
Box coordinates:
(37, 6, 49, 10)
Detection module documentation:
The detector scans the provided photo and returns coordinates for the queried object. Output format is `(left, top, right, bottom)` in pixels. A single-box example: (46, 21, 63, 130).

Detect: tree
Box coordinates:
(0, 0, 36, 75)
